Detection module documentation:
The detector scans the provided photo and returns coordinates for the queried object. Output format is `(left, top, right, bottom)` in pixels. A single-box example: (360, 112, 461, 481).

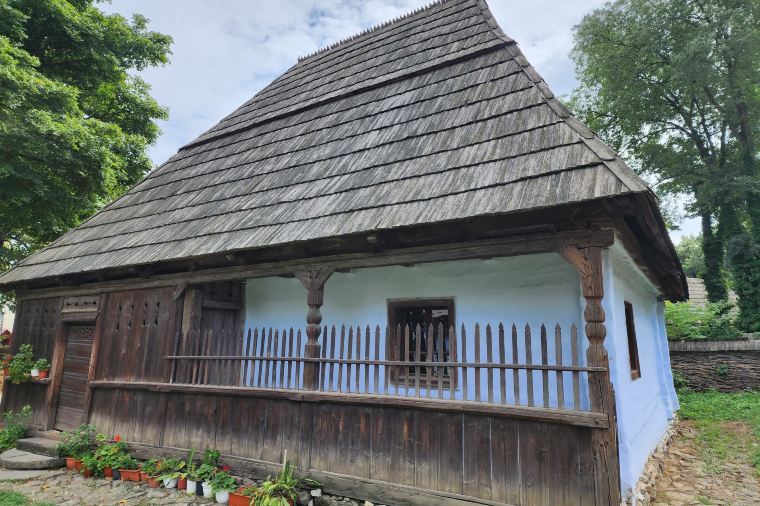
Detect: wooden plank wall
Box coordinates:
(1, 297, 62, 427)
(94, 287, 179, 382)
(88, 387, 596, 505)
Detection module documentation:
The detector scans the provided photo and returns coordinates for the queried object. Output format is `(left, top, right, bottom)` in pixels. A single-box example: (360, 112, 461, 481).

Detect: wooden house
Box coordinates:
(0, 1, 685, 504)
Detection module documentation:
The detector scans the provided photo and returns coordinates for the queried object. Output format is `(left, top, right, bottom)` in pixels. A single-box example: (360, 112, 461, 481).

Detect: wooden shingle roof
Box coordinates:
(0, 0, 652, 286)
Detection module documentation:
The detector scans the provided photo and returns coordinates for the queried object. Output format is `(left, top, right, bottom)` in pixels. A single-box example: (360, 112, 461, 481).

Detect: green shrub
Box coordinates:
(665, 301, 740, 340)
(672, 371, 689, 390)
(8, 344, 34, 384)
(0, 405, 31, 451)
(713, 364, 730, 378)
(56, 424, 95, 458)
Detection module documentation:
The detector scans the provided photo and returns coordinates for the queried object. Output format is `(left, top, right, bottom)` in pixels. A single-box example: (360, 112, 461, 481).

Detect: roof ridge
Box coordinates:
(296, 0, 447, 62)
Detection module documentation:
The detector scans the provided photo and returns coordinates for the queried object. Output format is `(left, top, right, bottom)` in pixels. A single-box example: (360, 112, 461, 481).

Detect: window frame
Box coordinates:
(624, 301, 641, 380)
(386, 297, 457, 388)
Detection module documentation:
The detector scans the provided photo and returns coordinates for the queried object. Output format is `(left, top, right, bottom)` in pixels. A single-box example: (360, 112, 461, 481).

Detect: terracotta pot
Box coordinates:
(103, 467, 113, 478)
(146, 476, 161, 488)
(65, 457, 77, 470)
(140, 471, 148, 483)
(3, 368, 9, 377)
(82, 468, 93, 478)
(178, 477, 187, 490)
(119, 469, 141, 481)
(229, 491, 255, 506)
(38, 369, 49, 379)
(75, 460, 83, 471)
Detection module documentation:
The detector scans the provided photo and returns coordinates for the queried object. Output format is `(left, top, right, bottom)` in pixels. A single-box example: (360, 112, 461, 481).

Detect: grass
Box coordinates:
(678, 390, 760, 475)
(0, 490, 54, 506)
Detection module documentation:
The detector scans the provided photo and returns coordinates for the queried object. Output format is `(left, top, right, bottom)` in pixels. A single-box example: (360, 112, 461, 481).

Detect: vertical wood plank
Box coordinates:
(403, 325, 410, 395)
(337, 325, 346, 393)
(279, 328, 287, 388)
(295, 329, 302, 390)
(354, 326, 361, 394)
(555, 324, 565, 410)
(461, 324, 468, 402)
(318, 325, 326, 390)
(449, 324, 457, 400)
(498, 323, 506, 405)
(541, 324, 549, 408)
(436, 322, 444, 400)
(373, 326, 380, 395)
(571, 324, 580, 410)
(474, 324, 481, 402)
(328, 326, 337, 392)
(486, 324, 494, 404)
(263, 328, 273, 387)
(462, 415, 492, 500)
(287, 328, 295, 389)
(347, 326, 354, 393)
(525, 324, 534, 407)
(414, 324, 422, 398)
(426, 324, 434, 399)
(364, 325, 370, 394)
(241, 328, 252, 387)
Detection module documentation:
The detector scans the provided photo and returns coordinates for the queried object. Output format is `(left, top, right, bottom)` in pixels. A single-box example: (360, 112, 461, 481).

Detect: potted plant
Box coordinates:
(94, 434, 126, 479)
(257, 462, 298, 506)
(33, 358, 50, 379)
(157, 457, 185, 488)
(230, 484, 260, 506)
(178, 447, 196, 491)
(117, 455, 141, 481)
(79, 453, 97, 478)
(141, 458, 160, 487)
(58, 424, 95, 470)
(209, 470, 237, 504)
(195, 463, 217, 498)
(8, 344, 34, 384)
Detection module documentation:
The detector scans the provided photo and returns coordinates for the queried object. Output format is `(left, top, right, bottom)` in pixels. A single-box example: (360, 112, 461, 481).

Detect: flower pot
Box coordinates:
(202, 481, 213, 498)
(38, 369, 49, 379)
(215, 490, 230, 504)
(82, 469, 93, 478)
(30, 368, 39, 378)
(75, 460, 83, 472)
(2, 368, 8, 377)
(104, 467, 113, 478)
(163, 477, 177, 489)
(119, 469, 141, 482)
(65, 457, 77, 470)
(146, 476, 161, 488)
(140, 471, 148, 483)
(229, 491, 254, 506)
(186, 479, 198, 495)
(112, 468, 121, 480)
(178, 477, 187, 490)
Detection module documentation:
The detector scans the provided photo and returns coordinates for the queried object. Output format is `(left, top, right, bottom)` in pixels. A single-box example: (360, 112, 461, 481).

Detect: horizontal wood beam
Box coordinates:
(17, 229, 614, 301)
(88, 380, 609, 428)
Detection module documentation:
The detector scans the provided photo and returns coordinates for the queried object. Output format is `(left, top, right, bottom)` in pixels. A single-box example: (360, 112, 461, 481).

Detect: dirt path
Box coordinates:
(654, 420, 760, 505)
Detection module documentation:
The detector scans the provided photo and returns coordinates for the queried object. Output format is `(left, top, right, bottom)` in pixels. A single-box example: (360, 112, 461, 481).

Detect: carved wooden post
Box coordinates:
(560, 244, 621, 506)
(295, 268, 333, 390)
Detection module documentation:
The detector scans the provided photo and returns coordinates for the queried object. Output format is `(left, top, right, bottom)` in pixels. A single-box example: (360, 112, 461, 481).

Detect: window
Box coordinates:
(624, 301, 641, 380)
(387, 298, 455, 387)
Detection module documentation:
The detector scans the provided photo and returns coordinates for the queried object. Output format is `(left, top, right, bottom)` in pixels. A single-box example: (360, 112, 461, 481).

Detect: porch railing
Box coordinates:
(166, 322, 599, 412)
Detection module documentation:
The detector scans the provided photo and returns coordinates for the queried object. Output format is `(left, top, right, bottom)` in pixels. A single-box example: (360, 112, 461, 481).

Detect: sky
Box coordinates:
(101, 0, 699, 242)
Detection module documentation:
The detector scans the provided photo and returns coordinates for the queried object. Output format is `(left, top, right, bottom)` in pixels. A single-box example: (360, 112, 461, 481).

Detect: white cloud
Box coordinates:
(101, 0, 607, 165)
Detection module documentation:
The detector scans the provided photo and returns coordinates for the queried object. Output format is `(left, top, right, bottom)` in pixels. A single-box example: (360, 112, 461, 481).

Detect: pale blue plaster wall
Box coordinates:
(244, 253, 588, 405)
(602, 244, 678, 497)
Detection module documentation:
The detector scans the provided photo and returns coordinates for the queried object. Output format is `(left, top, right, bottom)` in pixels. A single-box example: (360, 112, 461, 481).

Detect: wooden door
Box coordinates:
(54, 324, 95, 431)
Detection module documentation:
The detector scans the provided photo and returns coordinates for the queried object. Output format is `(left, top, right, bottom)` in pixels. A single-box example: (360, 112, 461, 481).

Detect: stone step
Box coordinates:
(16, 437, 60, 457)
(0, 448, 64, 470)
(26, 429, 61, 442)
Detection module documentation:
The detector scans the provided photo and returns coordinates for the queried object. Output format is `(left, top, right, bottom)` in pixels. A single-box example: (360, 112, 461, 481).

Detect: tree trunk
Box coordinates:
(701, 212, 728, 302)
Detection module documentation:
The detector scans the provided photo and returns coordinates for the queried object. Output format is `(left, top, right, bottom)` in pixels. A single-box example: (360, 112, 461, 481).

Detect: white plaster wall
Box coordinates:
(245, 253, 588, 405)
(602, 244, 679, 496)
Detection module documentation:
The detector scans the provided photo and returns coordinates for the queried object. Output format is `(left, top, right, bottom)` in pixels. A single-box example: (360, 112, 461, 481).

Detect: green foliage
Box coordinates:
(678, 390, 760, 475)
(56, 424, 94, 458)
(190, 463, 217, 482)
(676, 235, 706, 278)
(209, 470, 236, 493)
(672, 371, 689, 391)
(236, 485, 260, 498)
(0, 404, 30, 451)
(665, 301, 740, 339)
(0, 0, 172, 293)
(8, 344, 33, 383)
(33, 358, 49, 371)
(571, 0, 760, 306)
(79, 453, 97, 474)
(93, 436, 126, 470)
(257, 462, 299, 506)
(140, 458, 159, 477)
(156, 457, 185, 481)
(727, 234, 760, 331)
(116, 454, 138, 471)
(202, 448, 220, 466)
(0, 490, 55, 506)
(713, 364, 730, 378)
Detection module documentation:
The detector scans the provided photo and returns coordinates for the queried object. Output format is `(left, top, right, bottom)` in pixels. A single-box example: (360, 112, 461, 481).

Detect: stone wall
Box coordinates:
(669, 339, 760, 392)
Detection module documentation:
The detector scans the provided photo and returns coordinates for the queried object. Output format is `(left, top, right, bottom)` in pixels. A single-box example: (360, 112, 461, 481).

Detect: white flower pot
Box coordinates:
(202, 481, 213, 498)
(30, 368, 39, 378)
(215, 490, 229, 504)
(186, 479, 197, 495)
(163, 477, 177, 488)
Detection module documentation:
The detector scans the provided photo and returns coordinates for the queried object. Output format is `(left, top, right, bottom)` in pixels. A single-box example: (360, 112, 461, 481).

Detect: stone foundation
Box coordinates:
(624, 418, 678, 506)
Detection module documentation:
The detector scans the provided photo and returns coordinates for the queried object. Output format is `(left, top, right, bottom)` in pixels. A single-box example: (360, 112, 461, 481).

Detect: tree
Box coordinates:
(571, 0, 760, 327)
(0, 0, 171, 292)
(675, 235, 705, 278)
